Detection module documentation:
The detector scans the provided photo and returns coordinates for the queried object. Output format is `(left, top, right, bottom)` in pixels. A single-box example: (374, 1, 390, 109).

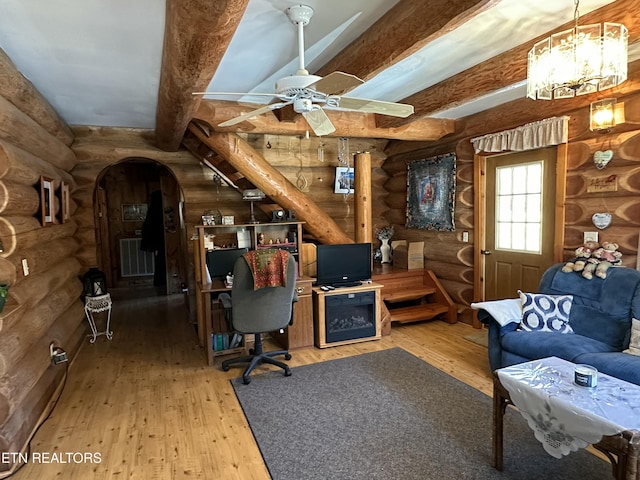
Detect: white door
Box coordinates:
(483, 147, 557, 299)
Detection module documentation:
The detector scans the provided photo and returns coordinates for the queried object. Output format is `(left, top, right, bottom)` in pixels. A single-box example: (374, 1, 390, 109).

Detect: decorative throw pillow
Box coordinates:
(518, 290, 574, 333)
(624, 318, 640, 356)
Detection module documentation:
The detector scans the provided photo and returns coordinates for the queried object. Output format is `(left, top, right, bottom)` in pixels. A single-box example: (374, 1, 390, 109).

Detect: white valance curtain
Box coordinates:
(471, 116, 569, 154)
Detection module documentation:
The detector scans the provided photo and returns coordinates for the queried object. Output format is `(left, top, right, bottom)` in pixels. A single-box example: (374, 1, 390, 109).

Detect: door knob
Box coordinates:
(481, 249, 492, 255)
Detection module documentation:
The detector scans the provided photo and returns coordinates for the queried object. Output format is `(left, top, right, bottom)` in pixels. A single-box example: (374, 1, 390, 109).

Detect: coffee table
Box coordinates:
(493, 356, 640, 479)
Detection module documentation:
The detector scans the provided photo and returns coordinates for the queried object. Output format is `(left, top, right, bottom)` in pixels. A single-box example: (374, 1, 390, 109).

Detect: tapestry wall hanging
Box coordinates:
(406, 153, 456, 231)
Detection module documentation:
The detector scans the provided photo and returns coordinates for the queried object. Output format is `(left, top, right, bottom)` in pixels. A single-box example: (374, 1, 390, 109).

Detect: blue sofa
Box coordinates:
(479, 263, 640, 386)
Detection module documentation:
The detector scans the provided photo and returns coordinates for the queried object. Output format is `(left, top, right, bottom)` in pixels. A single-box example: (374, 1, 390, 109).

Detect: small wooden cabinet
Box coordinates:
(313, 283, 382, 348)
(271, 276, 314, 350)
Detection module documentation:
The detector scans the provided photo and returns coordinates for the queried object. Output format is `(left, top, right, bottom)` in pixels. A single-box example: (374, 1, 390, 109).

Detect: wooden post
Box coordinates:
(353, 151, 372, 243)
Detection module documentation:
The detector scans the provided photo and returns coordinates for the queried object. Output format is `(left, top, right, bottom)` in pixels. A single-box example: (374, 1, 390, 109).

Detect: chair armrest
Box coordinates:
(479, 309, 519, 371)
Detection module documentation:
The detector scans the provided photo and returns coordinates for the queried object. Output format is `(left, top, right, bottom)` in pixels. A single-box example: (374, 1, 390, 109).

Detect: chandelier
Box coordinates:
(527, 0, 628, 100)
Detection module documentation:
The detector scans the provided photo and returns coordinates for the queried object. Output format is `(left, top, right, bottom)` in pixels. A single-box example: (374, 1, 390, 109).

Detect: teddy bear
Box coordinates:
(562, 241, 599, 273)
(592, 241, 622, 279)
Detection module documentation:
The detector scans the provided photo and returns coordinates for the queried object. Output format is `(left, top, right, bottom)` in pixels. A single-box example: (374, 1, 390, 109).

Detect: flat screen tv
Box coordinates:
(206, 247, 249, 280)
(315, 242, 372, 287)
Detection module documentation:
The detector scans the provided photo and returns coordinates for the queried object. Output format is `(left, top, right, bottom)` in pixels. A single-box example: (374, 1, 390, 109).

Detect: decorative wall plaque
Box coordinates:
(587, 174, 617, 193)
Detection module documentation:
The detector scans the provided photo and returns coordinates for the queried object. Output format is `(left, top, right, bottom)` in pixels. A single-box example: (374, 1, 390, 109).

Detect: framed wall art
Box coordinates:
(406, 153, 456, 231)
(334, 167, 354, 194)
(40, 176, 55, 226)
(122, 203, 148, 222)
(60, 181, 70, 223)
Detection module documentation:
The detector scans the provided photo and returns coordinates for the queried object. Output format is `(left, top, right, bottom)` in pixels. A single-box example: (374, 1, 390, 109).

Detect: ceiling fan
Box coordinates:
(193, 4, 414, 137)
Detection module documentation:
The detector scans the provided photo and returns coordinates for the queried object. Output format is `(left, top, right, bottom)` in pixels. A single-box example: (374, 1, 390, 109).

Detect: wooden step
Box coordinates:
(383, 287, 436, 303)
(389, 303, 450, 324)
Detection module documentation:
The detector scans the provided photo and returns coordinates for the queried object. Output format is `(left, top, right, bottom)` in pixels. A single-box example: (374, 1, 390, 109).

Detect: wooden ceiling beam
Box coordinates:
(385, 59, 640, 158)
(315, 0, 496, 82)
(194, 100, 454, 141)
(378, 0, 640, 128)
(154, 0, 249, 152)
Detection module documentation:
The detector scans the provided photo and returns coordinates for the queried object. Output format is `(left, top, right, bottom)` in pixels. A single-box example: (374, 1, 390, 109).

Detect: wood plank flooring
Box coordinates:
(9, 294, 492, 479)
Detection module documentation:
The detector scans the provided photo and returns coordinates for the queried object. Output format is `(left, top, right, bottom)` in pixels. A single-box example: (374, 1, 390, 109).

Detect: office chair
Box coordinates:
(221, 251, 297, 384)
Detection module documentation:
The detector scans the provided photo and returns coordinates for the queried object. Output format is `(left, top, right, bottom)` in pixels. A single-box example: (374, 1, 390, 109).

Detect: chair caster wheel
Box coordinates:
(222, 364, 230, 372)
(242, 376, 251, 385)
(284, 368, 292, 377)
(284, 353, 292, 360)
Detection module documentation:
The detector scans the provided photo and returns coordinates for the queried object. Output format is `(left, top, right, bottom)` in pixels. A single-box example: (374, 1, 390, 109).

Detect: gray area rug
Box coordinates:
(231, 348, 611, 480)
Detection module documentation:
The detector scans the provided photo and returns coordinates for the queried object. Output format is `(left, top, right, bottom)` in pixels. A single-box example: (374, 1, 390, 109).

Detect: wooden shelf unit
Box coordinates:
(193, 221, 308, 364)
(372, 266, 456, 332)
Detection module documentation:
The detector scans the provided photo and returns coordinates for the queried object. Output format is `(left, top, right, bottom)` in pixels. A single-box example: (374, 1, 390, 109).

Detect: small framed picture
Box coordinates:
(334, 167, 354, 194)
(122, 203, 148, 222)
(40, 176, 55, 226)
(202, 215, 216, 226)
(60, 181, 70, 223)
(222, 216, 234, 225)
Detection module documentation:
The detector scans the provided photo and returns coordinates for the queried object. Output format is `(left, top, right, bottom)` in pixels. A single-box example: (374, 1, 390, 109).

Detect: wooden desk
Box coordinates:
(197, 277, 315, 365)
(271, 276, 314, 350)
(197, 281, 243, 366)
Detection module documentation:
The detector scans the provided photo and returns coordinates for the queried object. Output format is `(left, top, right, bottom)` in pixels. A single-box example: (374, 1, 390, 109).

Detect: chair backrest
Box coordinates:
(539, 263, 640, 350)
(230, 252, 297, 333)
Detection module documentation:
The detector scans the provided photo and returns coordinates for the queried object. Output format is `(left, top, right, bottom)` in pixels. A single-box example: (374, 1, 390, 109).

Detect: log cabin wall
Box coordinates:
(69, 128, 388, 307)
(70, 127, 217, 304)
(241, 134, 389, 241)
(381, 139, 475, 320)
(0, 78, 84, 467)
(564, 129, 640, 268)
(383, 107, 640, 325)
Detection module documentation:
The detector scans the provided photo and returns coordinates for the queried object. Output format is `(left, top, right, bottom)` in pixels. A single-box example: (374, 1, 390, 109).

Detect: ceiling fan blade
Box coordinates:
(309, 72, 364, 95)
(335, 96, 414, 118)
(302, 108, 336, 136)
(218, 102, 292, 127)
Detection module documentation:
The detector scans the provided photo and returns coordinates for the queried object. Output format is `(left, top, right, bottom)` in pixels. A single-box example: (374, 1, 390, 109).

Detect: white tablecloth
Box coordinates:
(497, 356, 640, 458)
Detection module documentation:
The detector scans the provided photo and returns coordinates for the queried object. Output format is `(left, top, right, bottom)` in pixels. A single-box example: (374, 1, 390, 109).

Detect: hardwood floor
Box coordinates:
(9, 294, 492, 479)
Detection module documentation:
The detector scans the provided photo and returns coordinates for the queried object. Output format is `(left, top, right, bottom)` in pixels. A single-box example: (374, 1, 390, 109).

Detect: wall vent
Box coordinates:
(120, 238, 155, 277)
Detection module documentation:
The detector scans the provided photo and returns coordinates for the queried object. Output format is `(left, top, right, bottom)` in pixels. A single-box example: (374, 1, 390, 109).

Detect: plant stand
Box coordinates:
(84, 293, 113, 343)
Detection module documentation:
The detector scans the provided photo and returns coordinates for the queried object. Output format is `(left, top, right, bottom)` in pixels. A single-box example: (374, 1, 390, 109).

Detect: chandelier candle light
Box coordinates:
(527, 0, 628, 100)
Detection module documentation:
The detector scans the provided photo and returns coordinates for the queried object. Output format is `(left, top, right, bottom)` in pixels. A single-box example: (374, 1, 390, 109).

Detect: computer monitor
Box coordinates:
(205, 248, 249, 280)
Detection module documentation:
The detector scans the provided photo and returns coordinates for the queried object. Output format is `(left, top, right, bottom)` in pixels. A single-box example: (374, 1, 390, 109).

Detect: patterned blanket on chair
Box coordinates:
(243, 249, 289, 290)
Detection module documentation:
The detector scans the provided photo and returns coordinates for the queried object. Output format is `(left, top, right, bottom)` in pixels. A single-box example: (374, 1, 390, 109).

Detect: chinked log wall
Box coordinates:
(382, 140, 475, 317)
(71, 128, 389, 275)
(382, 100, 640, 322)
(0, 52, 84, 468)
(565, 130, 640, 264)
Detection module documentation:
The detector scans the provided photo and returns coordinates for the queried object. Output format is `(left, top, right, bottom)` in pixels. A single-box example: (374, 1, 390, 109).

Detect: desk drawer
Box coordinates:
(295, 278, 313, 296)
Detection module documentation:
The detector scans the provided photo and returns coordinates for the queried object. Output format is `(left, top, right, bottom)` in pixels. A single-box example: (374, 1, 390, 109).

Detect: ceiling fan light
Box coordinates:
(526, 14, 628, 100)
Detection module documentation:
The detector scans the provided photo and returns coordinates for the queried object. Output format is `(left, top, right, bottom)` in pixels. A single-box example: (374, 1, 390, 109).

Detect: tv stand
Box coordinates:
(313, 283, 382, 348)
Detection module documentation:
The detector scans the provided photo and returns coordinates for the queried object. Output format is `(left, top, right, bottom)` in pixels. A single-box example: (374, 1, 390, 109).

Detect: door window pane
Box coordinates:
(495, 161, 543, 253)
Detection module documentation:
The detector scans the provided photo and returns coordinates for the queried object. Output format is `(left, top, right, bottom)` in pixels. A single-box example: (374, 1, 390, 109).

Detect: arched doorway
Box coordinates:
(94, 158, 188, 297)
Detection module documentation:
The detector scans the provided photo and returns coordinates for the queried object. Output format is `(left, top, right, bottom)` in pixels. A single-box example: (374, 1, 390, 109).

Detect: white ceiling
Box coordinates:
(0, 0, 618, 130)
